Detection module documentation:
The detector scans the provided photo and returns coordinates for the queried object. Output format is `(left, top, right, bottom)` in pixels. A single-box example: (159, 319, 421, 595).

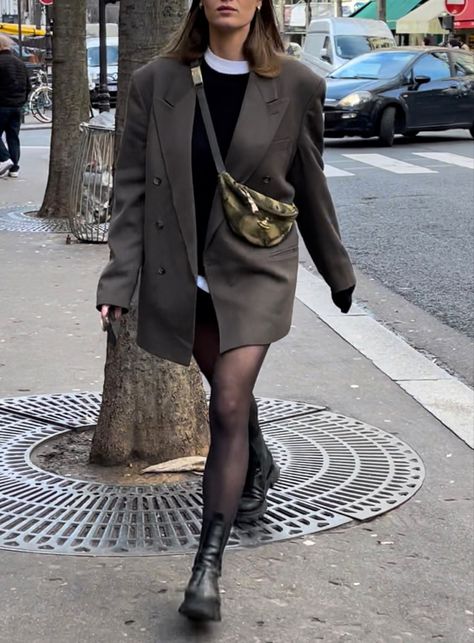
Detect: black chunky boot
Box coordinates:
(236, 402, 280, 523)
(179, 513, 230, 622)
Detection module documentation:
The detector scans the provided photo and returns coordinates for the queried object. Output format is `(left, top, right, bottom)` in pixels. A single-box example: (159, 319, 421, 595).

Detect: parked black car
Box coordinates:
(323, 47, 474, 145)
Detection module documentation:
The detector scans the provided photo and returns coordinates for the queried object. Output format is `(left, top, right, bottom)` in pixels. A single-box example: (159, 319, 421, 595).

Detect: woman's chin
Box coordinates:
(209, 17, 247, 31)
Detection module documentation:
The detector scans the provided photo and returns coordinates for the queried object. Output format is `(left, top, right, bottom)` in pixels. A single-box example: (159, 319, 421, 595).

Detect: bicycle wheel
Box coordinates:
(31, 86, 53, 123)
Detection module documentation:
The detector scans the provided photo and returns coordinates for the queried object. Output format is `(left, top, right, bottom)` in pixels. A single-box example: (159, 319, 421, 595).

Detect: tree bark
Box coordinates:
(90, 309, 209, 465)
(90, 0, 209, 467)
(37, 0, 90, 219)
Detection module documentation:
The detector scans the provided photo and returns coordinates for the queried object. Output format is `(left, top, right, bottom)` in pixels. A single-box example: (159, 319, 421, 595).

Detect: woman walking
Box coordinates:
(97, 0, 355, 623)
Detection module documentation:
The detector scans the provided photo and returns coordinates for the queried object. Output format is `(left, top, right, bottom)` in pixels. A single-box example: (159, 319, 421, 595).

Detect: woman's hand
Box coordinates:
(331, 286, 354, 314)
(100, 304, 123, 329)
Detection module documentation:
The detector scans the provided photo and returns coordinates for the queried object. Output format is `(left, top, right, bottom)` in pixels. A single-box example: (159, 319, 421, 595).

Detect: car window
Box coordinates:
(412, 53, 451, 81)
(334, 36, 394, 60)
(87, 45, 119, 68)
(452, 51, 474, 76)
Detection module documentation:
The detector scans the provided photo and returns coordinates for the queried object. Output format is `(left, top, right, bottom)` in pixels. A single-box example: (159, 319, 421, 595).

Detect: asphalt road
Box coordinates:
(18, 127, 474, 383)
(325, 129, 473, 337)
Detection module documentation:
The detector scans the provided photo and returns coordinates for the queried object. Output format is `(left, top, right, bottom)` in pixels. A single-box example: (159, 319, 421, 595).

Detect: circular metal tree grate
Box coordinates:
(0, 206, 69, 233)
(0, 394, 424, 556)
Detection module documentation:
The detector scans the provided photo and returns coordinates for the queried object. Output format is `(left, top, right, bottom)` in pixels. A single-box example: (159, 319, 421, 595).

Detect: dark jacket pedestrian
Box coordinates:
(0, 35, 31, 177)
(96, 0, 356, 624)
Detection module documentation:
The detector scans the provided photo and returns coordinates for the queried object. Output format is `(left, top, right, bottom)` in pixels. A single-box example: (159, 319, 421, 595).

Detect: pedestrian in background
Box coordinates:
(457, 34, 470, 50)
(422, 36, 432, 46)
(0, 35, 31, 178)
(96, 0, 355, 623)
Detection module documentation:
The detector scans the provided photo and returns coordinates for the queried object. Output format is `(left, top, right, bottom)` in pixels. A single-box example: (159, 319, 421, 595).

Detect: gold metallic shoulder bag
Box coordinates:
(191, 62, 298, 248)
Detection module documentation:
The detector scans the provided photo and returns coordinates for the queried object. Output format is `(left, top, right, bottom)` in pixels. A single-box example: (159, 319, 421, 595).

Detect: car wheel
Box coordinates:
(403, 130, 420, 138)
(378, 107, 396, 147)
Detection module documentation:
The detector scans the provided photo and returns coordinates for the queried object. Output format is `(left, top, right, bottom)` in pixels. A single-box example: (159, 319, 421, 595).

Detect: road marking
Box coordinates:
(324, 164, 354, 178)
(343, 153, 437, 174)
(413, 152, 474, 170)
(296, 265, 474, 449)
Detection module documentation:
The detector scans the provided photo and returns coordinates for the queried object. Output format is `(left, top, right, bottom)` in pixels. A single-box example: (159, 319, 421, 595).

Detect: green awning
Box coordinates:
(352, 0, 424, 30)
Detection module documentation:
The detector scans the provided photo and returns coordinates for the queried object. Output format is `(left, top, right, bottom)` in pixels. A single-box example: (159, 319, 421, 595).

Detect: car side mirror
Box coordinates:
(413, 74, 431, 87)
(320, 47, 332, 63)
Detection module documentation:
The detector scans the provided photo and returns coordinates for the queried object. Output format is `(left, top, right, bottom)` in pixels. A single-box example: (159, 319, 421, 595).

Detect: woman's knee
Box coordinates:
(209, 386, 249, 429)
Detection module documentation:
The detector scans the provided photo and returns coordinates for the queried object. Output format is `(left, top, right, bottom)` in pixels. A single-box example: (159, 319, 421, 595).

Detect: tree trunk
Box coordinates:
(90, 309, 209, 465)
(38, 0, 90, 219)
(90, 0, 209, 467)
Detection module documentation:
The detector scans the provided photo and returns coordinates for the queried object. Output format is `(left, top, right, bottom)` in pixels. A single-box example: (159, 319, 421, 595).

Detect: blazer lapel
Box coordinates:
(205, 72, 289, 249)
(152, 70, 197, 276)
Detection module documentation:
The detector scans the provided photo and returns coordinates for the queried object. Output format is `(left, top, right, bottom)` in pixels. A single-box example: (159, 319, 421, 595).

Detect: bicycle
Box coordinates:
(27, 69, 53, 124)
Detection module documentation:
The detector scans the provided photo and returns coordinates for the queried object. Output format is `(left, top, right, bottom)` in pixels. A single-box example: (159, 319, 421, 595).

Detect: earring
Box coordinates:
(257, 4, 261, 10)
(199, 1, 203, 7)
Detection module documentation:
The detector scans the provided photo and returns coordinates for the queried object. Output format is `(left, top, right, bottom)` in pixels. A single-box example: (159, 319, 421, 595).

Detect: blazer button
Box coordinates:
(153, 177, 162, 186)
(157, 267, 166, 275)
(263, 176, 272, 184)
(156, 220, 164, 229)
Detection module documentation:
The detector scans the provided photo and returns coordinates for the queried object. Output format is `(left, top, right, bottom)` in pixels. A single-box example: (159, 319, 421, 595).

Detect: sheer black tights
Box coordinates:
(193, 292, 268, 524)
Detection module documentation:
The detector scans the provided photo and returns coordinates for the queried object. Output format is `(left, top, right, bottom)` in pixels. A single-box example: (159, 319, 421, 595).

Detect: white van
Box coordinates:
(302, 18, 396, 77)
(87, 36, 119, 104)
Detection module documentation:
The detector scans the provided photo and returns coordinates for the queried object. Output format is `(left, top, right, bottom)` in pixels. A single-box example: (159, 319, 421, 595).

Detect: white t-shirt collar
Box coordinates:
(204, 47, 250, 75)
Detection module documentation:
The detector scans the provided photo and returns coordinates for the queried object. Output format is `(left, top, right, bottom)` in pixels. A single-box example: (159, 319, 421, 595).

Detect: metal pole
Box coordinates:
(17, 0, 23, 59)
(335, 0, 343, 17)
(377, 0, 386, 22)
(305, 0, 312, 31)
(98, 0, 111, 113)
(45, 4, 53, 77)
(34, 0, 43, 28)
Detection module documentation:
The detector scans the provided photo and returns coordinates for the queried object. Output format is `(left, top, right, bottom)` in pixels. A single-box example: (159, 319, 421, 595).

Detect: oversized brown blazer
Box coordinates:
(96, 55, 356, 366)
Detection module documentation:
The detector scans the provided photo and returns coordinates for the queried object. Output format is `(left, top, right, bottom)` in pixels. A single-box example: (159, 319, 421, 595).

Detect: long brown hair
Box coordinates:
(162, 0, 284, 77)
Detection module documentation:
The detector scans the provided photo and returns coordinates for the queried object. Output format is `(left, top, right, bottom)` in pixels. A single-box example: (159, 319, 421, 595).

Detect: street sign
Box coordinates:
(39, 0, 54, 6)
(445, 0, 466, 15)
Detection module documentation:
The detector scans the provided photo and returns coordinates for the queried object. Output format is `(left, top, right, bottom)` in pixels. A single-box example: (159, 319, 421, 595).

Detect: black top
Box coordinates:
(192, 60, 249, 274)
(0, 50, 31, 108)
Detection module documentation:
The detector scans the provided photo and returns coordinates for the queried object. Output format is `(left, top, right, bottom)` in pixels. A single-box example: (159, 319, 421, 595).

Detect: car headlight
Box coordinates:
(338, 91, 372, 108)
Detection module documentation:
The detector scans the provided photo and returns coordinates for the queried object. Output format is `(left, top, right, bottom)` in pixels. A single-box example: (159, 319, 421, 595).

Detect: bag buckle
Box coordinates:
(191, 65, 203, 86)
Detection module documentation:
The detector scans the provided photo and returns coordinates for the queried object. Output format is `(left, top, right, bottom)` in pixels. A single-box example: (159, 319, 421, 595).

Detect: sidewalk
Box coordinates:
(0, 163, 473, 642)
(21, 113, 52, 131)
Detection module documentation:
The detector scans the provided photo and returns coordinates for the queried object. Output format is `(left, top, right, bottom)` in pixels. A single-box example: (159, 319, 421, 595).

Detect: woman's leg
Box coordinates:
(180, 291, 269, 621)
(203, 343, 269, 523)
(192, 290, 269, 523)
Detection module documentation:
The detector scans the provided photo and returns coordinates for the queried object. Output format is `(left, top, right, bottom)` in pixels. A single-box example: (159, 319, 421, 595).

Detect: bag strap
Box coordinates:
(191, 61, 226, 175)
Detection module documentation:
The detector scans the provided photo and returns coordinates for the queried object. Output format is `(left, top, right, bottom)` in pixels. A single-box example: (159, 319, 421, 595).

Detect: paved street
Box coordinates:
(326, 130, 474, 337)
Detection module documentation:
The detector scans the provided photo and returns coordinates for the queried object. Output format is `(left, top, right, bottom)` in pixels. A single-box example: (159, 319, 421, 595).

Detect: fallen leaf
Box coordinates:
(142, 456, 206, 474)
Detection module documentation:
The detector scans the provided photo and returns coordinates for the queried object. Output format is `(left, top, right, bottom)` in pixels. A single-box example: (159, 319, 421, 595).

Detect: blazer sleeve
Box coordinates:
(96, 72, 148, 312)
(289, 77, 356, 294)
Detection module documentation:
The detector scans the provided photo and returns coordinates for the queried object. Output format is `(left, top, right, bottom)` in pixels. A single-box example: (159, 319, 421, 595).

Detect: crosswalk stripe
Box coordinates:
(343, 153, 437, 174)
(324, 164, 354, 178)
(413, 152, 474, 170)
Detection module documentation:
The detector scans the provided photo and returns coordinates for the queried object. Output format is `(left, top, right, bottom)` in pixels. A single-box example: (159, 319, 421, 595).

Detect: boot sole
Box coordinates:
(235, 463, 280, 524)
(179, 595, 221, 622)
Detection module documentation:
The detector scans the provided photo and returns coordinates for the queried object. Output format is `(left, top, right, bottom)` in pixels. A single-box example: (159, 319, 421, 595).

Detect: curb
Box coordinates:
(22, 123, 51, 131)
(296, 265, 474, 449)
